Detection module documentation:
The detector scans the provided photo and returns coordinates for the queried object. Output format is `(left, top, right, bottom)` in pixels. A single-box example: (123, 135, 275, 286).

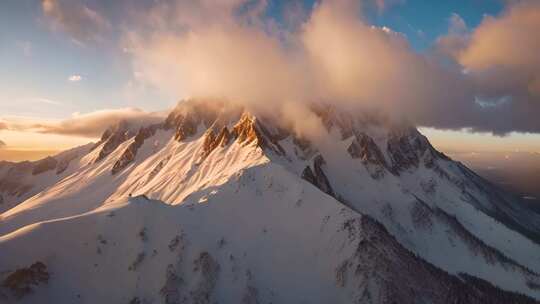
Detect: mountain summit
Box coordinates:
(1, 99, 540, 303)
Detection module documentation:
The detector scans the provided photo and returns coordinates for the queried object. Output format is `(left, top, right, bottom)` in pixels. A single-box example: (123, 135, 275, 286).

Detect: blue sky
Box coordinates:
(0, 0, 168, 118)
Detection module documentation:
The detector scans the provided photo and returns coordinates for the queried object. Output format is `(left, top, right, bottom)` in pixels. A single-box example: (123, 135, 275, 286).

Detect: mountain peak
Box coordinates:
(2, 99, 540, 303)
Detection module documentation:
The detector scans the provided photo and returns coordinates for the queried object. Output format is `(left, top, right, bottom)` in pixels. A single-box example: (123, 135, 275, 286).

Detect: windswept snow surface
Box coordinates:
(1, 100, 540, 303)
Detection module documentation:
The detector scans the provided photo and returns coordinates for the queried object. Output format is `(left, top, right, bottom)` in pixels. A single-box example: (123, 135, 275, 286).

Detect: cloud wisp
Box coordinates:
(1, 108, 165, 138)
(68, 75, 82, 82)
(42, 0, 111, 45)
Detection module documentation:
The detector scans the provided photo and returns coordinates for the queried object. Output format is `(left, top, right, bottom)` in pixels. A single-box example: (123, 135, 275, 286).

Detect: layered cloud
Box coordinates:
(40, 0, 540, 135)
(435, 0, 540, 133)
(1, 108, 164, 138)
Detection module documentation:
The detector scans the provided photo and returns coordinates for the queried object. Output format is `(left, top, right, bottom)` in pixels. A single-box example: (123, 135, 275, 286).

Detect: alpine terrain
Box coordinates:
(1, 99, 540, 303)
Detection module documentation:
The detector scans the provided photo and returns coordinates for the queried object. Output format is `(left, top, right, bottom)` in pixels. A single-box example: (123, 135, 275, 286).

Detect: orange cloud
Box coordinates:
(38, 0, 540, 135)
(1, 108, 164, 138)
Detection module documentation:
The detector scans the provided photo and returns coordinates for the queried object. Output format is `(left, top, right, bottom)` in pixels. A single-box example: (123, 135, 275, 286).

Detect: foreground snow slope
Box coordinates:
(1, 99, 539, 303)
(1, 164, 538, 303)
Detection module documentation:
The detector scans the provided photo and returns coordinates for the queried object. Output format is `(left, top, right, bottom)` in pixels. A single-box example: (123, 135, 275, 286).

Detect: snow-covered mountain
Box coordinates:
(1, 99, 540, 303)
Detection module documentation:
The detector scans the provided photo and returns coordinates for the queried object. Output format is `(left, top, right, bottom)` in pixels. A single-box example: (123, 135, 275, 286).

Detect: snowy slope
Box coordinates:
(0, 143, 94, 213)
(1, 99, 539, 303)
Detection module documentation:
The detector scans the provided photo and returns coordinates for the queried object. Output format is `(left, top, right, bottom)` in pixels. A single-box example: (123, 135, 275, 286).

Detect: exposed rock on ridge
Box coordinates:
(112, 125, 160, 175)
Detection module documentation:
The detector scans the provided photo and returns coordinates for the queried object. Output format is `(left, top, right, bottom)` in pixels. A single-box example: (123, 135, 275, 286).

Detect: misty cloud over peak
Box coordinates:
(40, 0, 540, 135)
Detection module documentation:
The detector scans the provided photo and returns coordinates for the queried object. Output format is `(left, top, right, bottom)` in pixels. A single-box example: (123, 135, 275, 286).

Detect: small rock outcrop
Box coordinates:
(232, 113, 262, 146)
(2, 262, 49, 299)
(347, 132, 387, 178)
(302, 155, 335, 197)
(201, 127, 232, 159)
(95, 121, 134, 163)
(31, 156, 58, 175)
(112, 125, 159, 175)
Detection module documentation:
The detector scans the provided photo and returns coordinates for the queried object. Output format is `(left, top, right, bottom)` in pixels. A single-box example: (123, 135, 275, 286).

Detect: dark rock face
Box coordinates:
(31, 156, 58, 175)
(2, 262, 49, 299)
(112, 125, 159, 175)
(337, 216, 539, 304)
(160, 251, 220, 304)
(386, 126, 445, 174)
(55, 158, 71, 175)
(173, 114, 199, 141)
(347, 133, 386, 165)
(302, 155, 335, 197)
(347, 132, 387, 178)
(0, 164, 33, 198)
(96, 121, 134, 163)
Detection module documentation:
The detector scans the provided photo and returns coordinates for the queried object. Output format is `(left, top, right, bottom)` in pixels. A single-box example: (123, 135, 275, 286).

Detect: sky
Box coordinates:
(0, 0, 539, 161)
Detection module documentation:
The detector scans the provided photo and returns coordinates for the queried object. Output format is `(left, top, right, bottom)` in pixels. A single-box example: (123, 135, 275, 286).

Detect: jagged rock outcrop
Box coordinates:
(201, 127, 232, 159)
(231, 112, 286, 155)
(302, 155, 334, 196)
(386, 126, 446, 173)
(112, 125, 159, 175)
(347, 132, 387, 178)
(232, 113, 262, 146)
(2, 262, 49, 299)
(31, 156, 57, 175)
(95, 121, 134, 163)
(165, 99, 227, 142)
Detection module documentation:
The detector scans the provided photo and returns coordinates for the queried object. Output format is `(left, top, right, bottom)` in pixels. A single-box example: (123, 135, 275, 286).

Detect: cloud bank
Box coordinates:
(41, 0, 540, 135)
(1, 108, 164, 138)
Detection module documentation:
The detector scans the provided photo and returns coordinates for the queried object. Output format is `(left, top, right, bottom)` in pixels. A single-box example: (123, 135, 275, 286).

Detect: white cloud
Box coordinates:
(68, 75, 82, 82)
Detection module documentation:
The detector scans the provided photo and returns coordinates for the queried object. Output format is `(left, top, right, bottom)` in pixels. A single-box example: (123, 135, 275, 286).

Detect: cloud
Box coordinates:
(435, 0, 540, 133)
(0, 140, 5, 148)
(0, 122, 7, 130)
(458, 1, 540, 96)
(40, 0, 540, 135)
(42, 0, 111, 45)
(127, 0, 478, 132)
(1, 108, 165, 138)
(68, 75, 82, 82)
(19, 98, 63, 106)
